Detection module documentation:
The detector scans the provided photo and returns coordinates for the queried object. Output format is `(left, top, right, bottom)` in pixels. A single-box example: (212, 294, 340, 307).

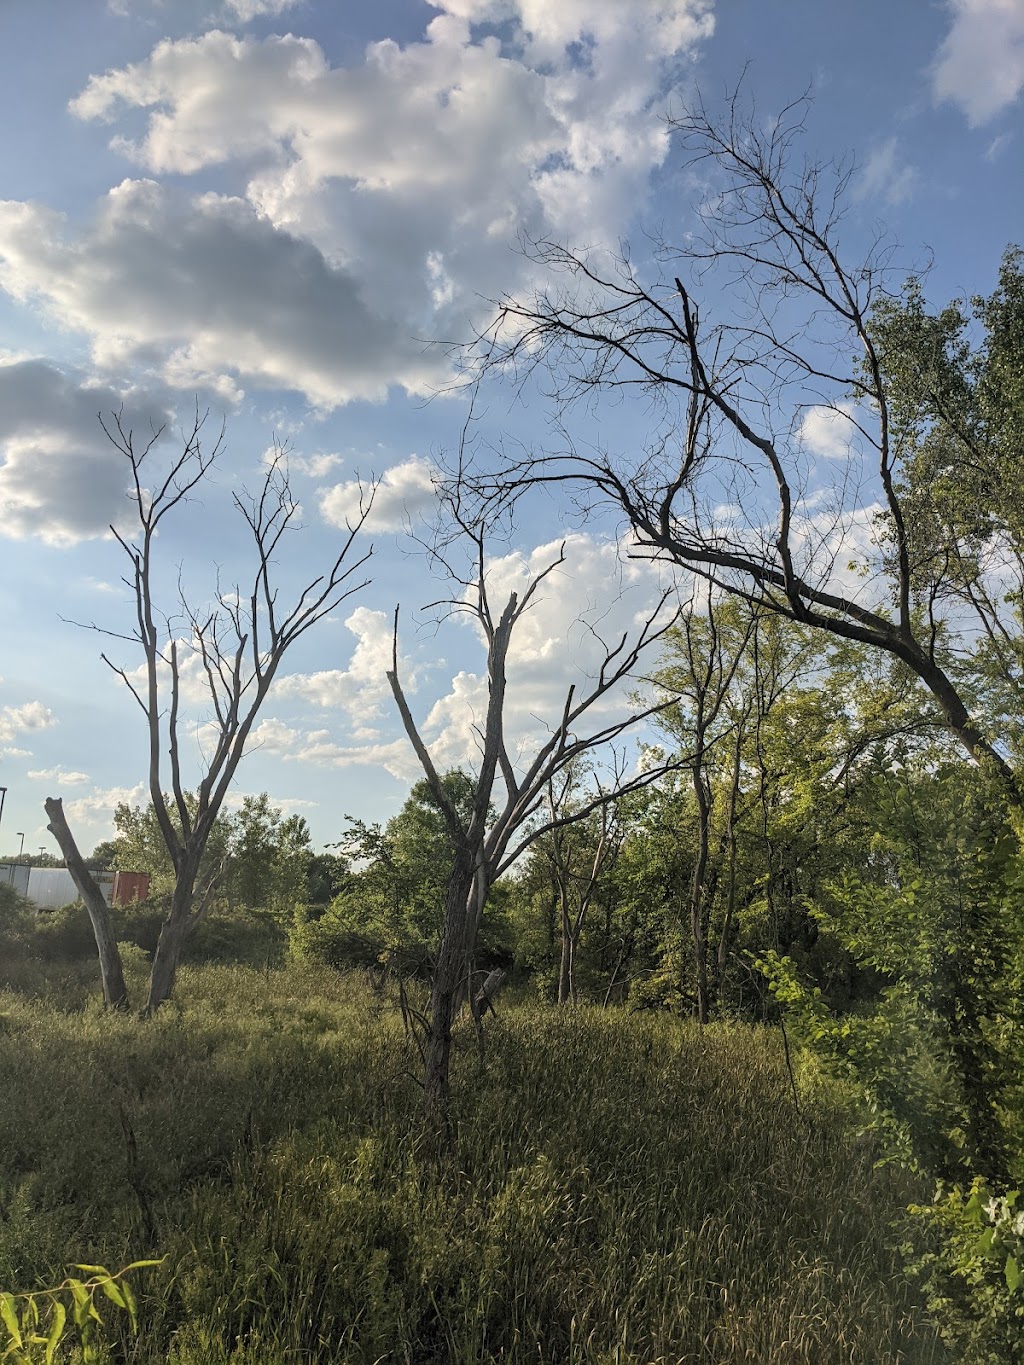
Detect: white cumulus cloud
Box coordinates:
(245, 717, 302, 755)
(274, 605, 415, 732)
(37, 6, 714, 406)
(0, 701, 56, 749)
(321, 456, 439, 533)
(225, 0, 303, 18)
(0, 183, 443, 409)
(0, 360, 174, 545)
(27, 767, 90, 785)
(933, 0, 1024, 125)
(798, 402, 860, 461)
(65, 782, 149, 829)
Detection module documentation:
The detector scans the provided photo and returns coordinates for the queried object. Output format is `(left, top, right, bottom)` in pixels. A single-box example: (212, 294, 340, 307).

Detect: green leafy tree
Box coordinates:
(224, 794, 312, 918)
(111, 796, 234, 904)
(297, 772, 482, 974)
(872, 249, 1024, 767)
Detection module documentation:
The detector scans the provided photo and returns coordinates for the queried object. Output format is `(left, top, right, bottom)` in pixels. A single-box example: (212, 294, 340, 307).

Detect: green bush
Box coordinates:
(904, 1180, 1024, 1365)
(289, 894, 429, 974)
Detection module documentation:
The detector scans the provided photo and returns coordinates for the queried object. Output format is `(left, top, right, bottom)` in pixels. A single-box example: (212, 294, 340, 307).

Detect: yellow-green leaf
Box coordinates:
(1006, 1254, 1021, 1293)
(98, 1279, 126, 1312)
(0, 1295, 22, 1349)
(119, 1278, 138, 1331)
(44, 1301, 66, 1365)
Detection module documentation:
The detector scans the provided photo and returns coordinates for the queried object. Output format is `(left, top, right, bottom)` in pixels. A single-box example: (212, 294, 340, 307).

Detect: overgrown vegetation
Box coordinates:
(4, 94, 1022, 1363)
(0, 963, 943, 1363)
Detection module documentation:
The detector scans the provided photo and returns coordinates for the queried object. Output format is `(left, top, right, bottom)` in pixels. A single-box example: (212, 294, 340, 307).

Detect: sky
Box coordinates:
(0, 0, 1022, 858)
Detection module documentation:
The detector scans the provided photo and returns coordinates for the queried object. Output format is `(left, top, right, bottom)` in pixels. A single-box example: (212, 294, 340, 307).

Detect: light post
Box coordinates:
(16, 832, 24, 858)
(0, 787, 6, 839)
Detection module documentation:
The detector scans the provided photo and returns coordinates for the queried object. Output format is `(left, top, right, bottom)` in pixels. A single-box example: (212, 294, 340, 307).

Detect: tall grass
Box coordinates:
(0, 964, 944, 1363)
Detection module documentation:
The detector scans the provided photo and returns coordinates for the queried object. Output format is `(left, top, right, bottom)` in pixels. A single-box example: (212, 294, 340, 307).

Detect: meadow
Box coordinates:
(0, 957, 946, 1364)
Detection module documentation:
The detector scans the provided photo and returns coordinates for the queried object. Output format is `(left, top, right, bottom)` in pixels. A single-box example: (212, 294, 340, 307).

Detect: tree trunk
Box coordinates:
(44, 797, 130, 1011)
(473, 969, 506, 1017)
(557, 893, 574, 1004)
(690, 762, 712, 1026)
(145, 876, 196, 1014)
(712, 729, 744, 1003)
(423, 854, 475, 1130)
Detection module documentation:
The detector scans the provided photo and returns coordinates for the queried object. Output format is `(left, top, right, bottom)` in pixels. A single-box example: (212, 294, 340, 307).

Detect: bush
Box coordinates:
(905, 1180, 1024, 1364)
(188, 905, 288, 967)
(0, 883, 35, 947)
(289, 895, 429, 974)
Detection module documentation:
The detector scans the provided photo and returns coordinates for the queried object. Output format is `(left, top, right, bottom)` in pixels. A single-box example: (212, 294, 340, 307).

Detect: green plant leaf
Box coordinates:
(98, 1279, 126, 1312)
(44, 1301, 66, 1365)
(1006, 1254, 1021, 1293)
(119, 1279, 138, 1332)
(0, 1296, 21, 1349)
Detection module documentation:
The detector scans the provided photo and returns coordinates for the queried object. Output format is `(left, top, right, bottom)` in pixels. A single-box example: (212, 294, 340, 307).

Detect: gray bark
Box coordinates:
(423, 854, 477, 1128)
(44, 797, 130, 1011)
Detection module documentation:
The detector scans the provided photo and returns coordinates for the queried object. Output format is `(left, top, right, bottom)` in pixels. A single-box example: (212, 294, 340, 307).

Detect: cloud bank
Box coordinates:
(0, 4, 715, 409)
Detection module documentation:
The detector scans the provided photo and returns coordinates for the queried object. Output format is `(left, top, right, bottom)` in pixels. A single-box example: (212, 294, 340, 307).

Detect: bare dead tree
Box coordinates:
(386, 494, 689, 1131)
(45, 796, 129, 1010)
(474, 91, 1020, 804)
(57, 410, 374, 1013)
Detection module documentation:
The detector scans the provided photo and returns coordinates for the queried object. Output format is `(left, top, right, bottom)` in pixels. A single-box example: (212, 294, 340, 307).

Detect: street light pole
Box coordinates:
(16, 832, 24, 858)
(0, 787, 6, 839)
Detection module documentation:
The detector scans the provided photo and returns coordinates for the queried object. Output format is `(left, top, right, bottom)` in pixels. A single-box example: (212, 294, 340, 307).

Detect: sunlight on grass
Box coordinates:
(0, 965, 944, 1363)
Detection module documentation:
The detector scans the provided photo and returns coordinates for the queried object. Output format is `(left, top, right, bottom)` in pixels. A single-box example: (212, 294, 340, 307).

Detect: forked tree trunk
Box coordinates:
(145, 870, 199, 1014)
(44, 797, 130, 1011)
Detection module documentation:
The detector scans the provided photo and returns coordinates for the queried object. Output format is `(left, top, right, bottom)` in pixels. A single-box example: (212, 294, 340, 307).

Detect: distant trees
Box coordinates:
(542, 764, 627, 1005)
(109, 790, 315, 920)
(295, 772, 486, 975)
(223, 794, 314, 919)
(48, 412, 373, 1012)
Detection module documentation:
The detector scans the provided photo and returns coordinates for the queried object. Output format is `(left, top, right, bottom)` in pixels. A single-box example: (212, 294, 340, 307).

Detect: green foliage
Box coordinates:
(759, 762, 1024, 1360)
(289, 892, 423, 973)
(299, 770, 519, 975)
(0, 885, 34, 946)
(110, 791, 317, 918)
(904, 1181, 1024, 1364)
(222, 794, 313, 918)
(872, 247, 1024, 759)
(763, 765, 1022, 1185)
(111, 796, 232, 901)
(0, 894, 285, 992)
(0, 1260, 159, 1364)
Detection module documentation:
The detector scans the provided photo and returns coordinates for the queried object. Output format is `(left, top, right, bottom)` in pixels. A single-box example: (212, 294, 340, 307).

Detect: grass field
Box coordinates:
(0, 961, 946, 1363)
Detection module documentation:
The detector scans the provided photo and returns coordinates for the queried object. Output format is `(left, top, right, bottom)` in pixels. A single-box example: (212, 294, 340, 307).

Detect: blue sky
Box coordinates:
(0, 0, 1021, 857)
